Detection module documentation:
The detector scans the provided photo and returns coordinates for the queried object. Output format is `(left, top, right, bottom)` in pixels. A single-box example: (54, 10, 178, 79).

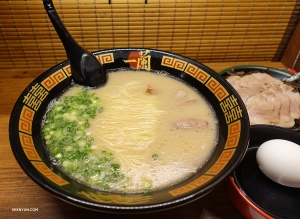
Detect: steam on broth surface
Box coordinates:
(43, 70, 218, 193)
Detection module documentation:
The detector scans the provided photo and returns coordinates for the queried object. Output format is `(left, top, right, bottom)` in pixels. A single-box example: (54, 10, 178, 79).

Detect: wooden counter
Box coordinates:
(0, 61, 286, 219)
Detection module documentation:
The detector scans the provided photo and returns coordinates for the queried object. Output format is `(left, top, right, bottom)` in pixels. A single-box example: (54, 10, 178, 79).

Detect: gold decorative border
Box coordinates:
(96, 53, 114, 64)
(18, 118, 69, 186)
(31, 161, 69, 186)
(225, 120, 241, 149)
(18, 69, 71, 187)
(41, 69, 68, 91)
(18, 125, 69, 186)
(161, 56, 188, 71)
(169, 175, 214, 196)
(205, 148, 236, 175)
(184, 63, 210, 84)
(161, 55, 244, 197)
(205, 77, 229, 101)
(19, 132, 41, 161)
(20, 104, 35, 120)
(19, 106, 34, 135)
(78, 191, 152, 204)
(160, 55, 229, 101)
(62, 65, 72, 77)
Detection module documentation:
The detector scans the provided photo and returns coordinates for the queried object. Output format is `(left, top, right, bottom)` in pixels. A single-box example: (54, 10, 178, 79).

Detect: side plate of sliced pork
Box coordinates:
(219, 66, 300, 129)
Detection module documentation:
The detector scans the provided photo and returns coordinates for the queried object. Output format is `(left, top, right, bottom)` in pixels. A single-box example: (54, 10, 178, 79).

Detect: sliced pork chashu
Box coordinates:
(226, 73, 300, 128)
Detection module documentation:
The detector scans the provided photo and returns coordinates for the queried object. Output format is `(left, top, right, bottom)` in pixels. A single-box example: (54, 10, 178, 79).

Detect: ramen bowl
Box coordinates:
(9, 48, 250, 213)
(227, 125, 300, 218)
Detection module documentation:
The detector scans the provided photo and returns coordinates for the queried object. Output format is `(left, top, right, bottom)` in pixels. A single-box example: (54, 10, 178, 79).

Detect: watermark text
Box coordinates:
(12, 208, 38, 212)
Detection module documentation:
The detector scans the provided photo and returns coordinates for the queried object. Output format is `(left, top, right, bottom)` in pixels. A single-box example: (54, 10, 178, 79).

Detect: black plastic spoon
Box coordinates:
(43, 0, 107, 87)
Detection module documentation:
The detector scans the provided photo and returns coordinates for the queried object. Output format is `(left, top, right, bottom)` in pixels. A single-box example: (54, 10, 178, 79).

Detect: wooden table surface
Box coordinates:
(0, 61, 286, 219)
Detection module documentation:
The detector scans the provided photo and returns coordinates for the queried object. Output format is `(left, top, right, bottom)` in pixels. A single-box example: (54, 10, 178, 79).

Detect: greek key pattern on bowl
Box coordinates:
(19, 106, 34, 135)
(96, 53, 114, 64)
(161, 56, 188, 71)
(31, 161, 69, 186)
(18, 69, 71, 186)
(225, 120, 241, 149)
(206, 77, 229, 101)
(78, 191, 152, 205)
(63, 65, 72, 77)
(19, 132, 41, 161)
(41, 69, 68, 91)
(169, 175, 214, 196)
(160, 55, 243, 197)
(205, 148, 236, 175)
(184, 63, 210, 84)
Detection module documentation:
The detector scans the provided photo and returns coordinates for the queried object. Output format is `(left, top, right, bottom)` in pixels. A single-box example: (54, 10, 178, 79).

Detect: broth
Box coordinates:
(43, 70, 218, 193)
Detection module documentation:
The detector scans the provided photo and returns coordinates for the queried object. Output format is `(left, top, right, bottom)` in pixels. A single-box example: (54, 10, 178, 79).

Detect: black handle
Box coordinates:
(43, 0, 107, 87)
(43, 0, 83, 58)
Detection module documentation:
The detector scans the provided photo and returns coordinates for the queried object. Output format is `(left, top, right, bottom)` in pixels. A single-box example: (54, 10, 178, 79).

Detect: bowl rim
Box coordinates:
(218, 64, 292, 77)
(9, 48, 250, 212)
